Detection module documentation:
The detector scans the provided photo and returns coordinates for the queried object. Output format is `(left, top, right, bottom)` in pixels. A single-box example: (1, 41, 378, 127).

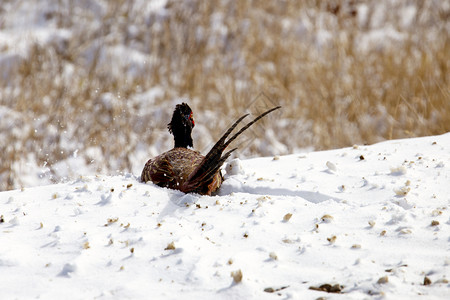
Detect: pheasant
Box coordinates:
(141, 103, 281, 195)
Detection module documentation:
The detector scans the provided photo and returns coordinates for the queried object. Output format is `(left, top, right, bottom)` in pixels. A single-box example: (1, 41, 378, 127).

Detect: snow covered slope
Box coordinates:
(1, 134, 449, 299)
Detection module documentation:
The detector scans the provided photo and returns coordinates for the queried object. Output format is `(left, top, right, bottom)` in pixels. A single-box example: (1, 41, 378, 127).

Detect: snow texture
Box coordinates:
(1, 133, 449, 299)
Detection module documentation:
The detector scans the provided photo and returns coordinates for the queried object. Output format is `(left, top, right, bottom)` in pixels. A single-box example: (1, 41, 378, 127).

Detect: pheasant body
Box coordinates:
(141, 103, 280, 195)
(141, 147, 222, 195)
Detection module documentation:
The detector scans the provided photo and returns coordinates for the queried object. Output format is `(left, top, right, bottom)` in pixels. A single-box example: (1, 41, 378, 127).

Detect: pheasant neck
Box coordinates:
(173, 131, 193, 148)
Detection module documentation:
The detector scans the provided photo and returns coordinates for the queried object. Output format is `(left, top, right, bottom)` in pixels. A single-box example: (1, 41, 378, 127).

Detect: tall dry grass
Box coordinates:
(0, 0, 448, 190)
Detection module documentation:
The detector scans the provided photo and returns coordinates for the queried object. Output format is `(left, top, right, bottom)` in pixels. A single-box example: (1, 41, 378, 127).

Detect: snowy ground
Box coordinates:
(1, 133, 449, 299)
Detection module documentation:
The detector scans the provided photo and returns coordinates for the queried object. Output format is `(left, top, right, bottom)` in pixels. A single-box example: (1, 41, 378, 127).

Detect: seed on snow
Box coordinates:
(321, 214, 334, 223)
(283, 213, 293, 222)
(105, 217, 119, 226)
(399, 228, 412, 234)
(431, 220, 439, 226)
(377, 276, 389, 284)
(165, 242, 176, 250)
(327, 235, 337, 244)
(231, 269, 243, 283)
(394, 186, 410, 196)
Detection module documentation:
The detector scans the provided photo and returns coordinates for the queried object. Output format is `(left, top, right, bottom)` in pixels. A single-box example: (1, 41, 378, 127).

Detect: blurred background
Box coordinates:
(0, 0, 448, 190)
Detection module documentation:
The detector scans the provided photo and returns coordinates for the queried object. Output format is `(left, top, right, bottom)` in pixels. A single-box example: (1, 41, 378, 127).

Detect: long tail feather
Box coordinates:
(182, 106, 281, 194)
(206, 113, 249, 157)
(222, 106, 281, 150)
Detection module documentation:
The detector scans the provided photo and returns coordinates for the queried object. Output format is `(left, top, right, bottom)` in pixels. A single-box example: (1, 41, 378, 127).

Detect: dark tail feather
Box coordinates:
(206, 113, 249, 156)
(222, 106, 281, 150)
(181, 148, 237, 194)
(182, 106, 281, 194)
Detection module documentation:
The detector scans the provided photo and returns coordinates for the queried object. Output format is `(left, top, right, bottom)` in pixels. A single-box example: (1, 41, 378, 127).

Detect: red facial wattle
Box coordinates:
(190, 112, 195, 127)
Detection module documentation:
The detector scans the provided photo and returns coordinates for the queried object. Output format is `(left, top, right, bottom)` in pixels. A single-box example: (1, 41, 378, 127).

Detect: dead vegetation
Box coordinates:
(0, 0, 448, 190)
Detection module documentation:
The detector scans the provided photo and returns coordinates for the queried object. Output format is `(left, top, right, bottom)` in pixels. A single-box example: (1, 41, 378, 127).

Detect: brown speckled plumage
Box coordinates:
(141, 147, 223, 195)
(141, 103, 280, 195)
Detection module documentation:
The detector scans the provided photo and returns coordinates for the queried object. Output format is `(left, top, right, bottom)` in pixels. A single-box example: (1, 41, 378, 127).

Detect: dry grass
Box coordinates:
(0, 0, 448, 190)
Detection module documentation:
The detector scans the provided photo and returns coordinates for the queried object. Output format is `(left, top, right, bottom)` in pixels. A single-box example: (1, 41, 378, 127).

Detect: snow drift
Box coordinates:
(0, 133, 449, 299)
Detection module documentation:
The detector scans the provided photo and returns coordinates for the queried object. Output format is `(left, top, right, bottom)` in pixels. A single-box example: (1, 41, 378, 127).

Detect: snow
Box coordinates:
(1, 133, 449, 299)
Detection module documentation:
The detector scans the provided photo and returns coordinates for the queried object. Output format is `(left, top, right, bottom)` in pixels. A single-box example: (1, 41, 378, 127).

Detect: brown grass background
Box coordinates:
(0, 0, 449, 190)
